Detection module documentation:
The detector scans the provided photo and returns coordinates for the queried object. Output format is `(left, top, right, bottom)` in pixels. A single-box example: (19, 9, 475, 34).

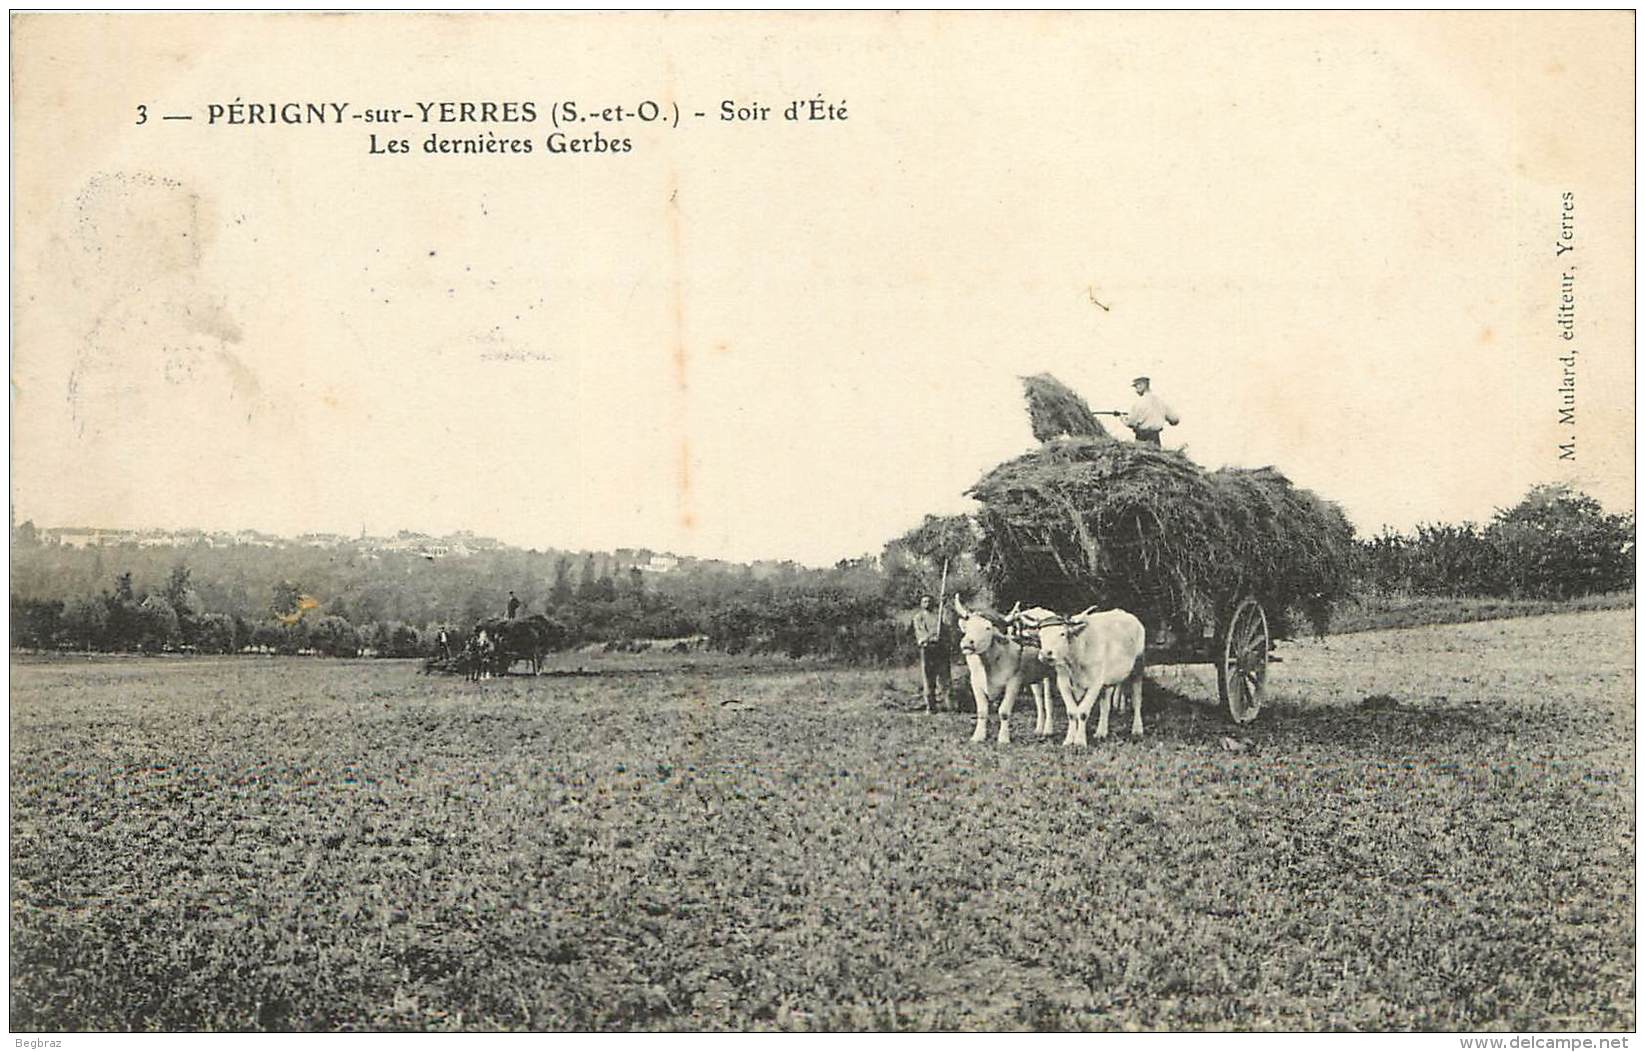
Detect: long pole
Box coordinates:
(932, 556, 953, 711)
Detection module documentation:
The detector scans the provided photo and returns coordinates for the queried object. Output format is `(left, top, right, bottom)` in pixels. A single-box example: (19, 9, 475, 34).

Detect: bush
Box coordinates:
(308, 615, 360, 657)
(10, 597, 63, 650)
(704, 588, 896, 661)
(62, 597, 108, 651)
(194, 612, 238, 654)
(286, 621, 313, 655)
(134, 596, 180, 651)
(249, 621, 286, 653)
(394, 624, 424, 658)
(706, 604, 766, 656)
(1405, 522, 1498, 598)
(366, 621, 424, 658)
(1485, 485, 1634, 599)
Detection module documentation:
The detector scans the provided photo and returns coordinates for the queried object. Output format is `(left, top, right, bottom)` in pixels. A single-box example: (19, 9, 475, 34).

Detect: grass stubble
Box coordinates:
(9, 609, 1634, 1031)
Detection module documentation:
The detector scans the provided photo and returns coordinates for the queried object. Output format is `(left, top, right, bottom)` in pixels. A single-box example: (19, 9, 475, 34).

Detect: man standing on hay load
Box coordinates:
(912, 593, 953, 714)
(1123, 376, 1180, 446)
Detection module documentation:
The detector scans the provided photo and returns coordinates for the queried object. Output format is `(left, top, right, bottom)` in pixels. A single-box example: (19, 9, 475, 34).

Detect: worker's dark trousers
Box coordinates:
(920, 645, 951, 710)
(1135, 429, 1162, 446)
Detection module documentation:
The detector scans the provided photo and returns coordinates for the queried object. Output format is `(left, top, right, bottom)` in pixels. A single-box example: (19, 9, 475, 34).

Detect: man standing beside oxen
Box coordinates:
(912, 593, 955, 714)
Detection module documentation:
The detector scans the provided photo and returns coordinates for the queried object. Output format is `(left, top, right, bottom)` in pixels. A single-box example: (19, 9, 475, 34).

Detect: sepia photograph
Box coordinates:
(7, 10, 1636, 1034)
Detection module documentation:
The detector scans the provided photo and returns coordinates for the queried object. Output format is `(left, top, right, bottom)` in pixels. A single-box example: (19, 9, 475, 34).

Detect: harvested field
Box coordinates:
(9, 609, 1634, 1031)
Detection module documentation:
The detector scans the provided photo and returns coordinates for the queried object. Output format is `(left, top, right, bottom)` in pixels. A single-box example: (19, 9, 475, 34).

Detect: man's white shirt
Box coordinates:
(1126, 392, 1179, 432)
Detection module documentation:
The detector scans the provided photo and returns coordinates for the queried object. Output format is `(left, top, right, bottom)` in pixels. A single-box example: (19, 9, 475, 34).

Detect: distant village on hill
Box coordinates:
(37, 525, 502, 559)
(18, 521, 805, 580)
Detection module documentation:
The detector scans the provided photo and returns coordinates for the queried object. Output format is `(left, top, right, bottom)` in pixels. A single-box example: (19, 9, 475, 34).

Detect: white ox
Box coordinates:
(953, 596, 1055, 744)
(1034, 607, 1148, 746)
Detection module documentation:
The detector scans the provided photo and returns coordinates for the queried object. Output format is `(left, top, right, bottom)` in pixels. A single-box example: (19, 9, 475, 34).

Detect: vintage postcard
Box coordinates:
(8, 11, 1635, 1035)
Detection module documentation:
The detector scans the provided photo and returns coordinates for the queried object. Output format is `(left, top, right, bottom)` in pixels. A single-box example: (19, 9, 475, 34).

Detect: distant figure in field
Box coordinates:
(507, 592, 521, 620)
(912, 593, 952, 714)
(1124, 376, 1180, 447)
(436, 626, 452, 661)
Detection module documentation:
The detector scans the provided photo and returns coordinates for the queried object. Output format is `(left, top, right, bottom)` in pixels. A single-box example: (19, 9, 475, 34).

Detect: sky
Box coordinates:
(11, 12, 1635, 566)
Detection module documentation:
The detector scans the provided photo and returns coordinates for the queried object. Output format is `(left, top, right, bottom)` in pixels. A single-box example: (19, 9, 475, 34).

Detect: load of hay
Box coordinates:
(1021, 372, 1113, 442)
(969, 376, 1355, 638)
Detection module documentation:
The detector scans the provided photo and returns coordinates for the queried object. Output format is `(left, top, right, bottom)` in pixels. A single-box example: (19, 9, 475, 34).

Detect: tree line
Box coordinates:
(1355, 484, 1634, 600)
(9, 483, 1632, 659)
(8, 539, 918, 661)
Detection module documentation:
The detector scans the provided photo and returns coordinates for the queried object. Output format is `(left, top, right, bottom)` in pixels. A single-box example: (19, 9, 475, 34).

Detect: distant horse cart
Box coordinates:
(421, 615, 566, 678)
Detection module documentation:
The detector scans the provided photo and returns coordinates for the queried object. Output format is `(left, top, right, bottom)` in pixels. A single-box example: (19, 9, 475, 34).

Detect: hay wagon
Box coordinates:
(974, 377, 1356, 726)
(1141, 594, 1272, 723)
(1008, 540, 1277, 723)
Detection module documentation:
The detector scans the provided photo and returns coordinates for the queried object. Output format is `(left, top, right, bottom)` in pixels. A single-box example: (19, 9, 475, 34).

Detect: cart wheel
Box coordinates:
(1216, 597, 1269, 723)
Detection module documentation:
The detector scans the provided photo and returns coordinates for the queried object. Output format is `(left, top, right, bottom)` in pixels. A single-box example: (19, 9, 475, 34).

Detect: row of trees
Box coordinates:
(10, 582, 915, 662)
(10, 484, 1632, 660)
(8, 553, 913, 661)
(704, 588, 906, 662)
(1357, 485, 1634, 599)
(10, 587, 430, 658)
(9, 535, 875, 639)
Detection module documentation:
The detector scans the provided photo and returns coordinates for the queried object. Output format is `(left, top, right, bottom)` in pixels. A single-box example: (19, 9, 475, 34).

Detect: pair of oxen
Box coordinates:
(951, 597, 1147, 747)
